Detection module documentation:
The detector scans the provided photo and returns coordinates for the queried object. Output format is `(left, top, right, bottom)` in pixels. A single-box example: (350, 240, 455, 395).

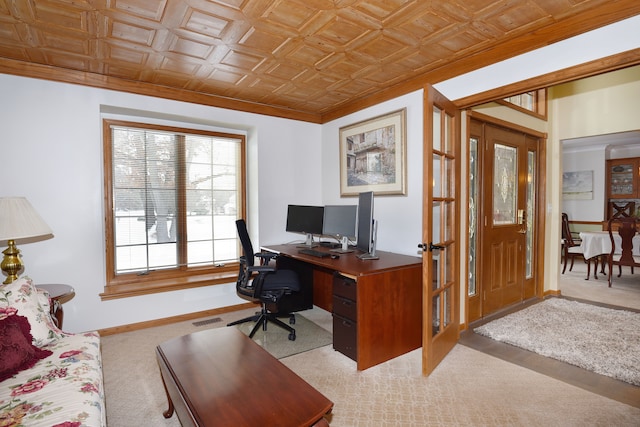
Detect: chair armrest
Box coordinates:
(248, 265, 276, 274)
(255, 251, 278, 265)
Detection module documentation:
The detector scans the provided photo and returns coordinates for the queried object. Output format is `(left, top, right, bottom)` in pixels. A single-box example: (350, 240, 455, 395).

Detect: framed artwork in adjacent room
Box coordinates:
(562, 170, 594, 200)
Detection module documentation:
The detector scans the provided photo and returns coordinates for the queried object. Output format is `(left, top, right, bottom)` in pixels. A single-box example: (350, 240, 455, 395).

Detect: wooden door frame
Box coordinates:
(464, 111, 547, 325)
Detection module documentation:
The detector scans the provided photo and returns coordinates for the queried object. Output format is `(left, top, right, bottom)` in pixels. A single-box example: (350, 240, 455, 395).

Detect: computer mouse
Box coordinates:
(330, 254, 340, 259)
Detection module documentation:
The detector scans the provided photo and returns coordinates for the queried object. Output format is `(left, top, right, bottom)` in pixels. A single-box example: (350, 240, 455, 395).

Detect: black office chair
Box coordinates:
(227, 219, 301, 341)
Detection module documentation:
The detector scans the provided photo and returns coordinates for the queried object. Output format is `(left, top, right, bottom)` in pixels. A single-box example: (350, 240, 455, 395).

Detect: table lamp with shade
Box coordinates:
(0, 197, 53, 284)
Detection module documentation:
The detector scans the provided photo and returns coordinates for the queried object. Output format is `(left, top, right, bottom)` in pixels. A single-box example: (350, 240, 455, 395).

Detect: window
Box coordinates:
(101, 120, 245, 299)
(497, 88, 547, 119)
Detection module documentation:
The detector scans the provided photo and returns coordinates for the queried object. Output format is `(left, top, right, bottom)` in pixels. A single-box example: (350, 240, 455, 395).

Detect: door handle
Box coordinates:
(418, 242, 445, 252)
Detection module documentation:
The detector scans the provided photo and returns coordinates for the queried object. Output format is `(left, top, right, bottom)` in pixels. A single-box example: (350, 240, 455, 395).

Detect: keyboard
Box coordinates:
(298, 248, 331, 258)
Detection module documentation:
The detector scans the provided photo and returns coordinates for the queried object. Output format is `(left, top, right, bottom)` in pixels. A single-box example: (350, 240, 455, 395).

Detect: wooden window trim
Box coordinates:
(101, 119, 246, 300)
(495, 88, 547, 120)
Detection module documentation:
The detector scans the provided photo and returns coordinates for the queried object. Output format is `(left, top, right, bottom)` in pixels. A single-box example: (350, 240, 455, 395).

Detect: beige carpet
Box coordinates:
(560, 259, 640, 309)
(101, 305, 640, 427)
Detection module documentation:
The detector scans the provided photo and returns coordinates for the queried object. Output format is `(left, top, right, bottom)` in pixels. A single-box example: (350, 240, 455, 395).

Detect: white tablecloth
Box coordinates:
(579, 231, 640, 260)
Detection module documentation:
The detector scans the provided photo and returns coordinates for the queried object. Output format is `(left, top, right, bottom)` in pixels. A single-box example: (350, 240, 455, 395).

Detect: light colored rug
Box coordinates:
(233, 312, 332, 359)
(474, 298, 640, 386)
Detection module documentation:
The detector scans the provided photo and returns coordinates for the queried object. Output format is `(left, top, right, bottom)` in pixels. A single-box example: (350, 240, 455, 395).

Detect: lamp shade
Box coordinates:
(0, 197, 52, 242)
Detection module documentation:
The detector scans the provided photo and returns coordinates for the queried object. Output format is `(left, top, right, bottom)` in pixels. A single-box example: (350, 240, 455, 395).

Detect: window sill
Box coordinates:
(100, 270, 237, 301)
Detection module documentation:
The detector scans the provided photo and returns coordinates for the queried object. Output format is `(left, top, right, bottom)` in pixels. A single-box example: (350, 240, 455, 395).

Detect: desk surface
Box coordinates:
(156, 327, 333, 427)
(262, 244, 422, 277)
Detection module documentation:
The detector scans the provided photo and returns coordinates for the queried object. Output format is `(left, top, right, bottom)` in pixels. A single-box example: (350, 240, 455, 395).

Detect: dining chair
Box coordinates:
(607, 217, 640, 287)
(561, 213, 586, 275)
(608, 201, 636, 219)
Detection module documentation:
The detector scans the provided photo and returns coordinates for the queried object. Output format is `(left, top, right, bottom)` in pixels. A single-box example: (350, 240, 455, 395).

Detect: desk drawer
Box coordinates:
(332, 313, 357, 361)
(332, 294, 357, 320)
(333, 274, 356, 300)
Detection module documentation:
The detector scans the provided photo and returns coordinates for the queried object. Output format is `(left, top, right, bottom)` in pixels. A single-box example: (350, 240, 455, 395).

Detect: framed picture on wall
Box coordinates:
(562, 170, 594, 200)
(339, 108, 407, 196)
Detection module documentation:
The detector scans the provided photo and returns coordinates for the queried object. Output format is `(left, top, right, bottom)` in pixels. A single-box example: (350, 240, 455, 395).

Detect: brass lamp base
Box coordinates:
(1, 240, 24, 284)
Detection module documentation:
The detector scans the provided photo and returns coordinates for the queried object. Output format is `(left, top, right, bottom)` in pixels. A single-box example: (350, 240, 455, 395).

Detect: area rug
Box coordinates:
(474, 298, 640, 386)
(234, 313, 333, 359)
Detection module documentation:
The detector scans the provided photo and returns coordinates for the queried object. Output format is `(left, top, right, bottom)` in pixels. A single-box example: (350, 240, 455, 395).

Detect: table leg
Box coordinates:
(158, 363, 175, 418)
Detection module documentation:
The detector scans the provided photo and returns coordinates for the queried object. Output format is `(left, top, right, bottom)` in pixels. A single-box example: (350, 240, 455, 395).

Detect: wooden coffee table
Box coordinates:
(156, 327, 333, 427)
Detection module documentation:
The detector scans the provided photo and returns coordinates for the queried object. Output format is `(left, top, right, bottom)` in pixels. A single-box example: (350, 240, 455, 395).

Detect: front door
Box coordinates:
(421, 85, 460, 375)
(468, 117, 540, 320)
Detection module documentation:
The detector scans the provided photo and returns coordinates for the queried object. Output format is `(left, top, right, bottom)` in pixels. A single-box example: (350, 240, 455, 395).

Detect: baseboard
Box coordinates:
(545, 289, 561, 297)
(97, 302, 258, 336)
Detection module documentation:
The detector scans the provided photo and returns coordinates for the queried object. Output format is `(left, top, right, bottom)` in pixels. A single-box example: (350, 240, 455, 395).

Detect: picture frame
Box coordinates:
(562, 170, 594, 200)
(339, 108, 407, 196)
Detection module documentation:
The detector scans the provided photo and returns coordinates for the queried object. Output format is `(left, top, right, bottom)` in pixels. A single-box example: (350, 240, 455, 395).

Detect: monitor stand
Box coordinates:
(331, 235, 354, 253)
(295, 233, 318, 248)
(356, 220, 378, 260)
(357, 252, 379, 260)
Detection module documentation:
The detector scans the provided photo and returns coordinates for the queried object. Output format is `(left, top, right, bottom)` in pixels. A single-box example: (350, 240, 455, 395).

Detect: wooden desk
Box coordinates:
(262, 244, 423, 371)
(157, 327, 333, 427)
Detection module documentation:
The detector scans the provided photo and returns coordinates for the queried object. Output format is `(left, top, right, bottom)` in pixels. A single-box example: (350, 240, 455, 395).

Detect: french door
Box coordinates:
(421, 85, 460, 375)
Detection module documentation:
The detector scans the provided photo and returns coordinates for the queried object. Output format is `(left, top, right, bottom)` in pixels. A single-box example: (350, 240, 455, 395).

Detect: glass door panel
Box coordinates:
(493, 143, 517, 225)
(468, 137, 479, 296)
(526, 151, 536, 278)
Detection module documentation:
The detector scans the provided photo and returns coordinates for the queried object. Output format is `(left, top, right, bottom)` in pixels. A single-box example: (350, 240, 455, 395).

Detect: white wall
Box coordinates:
(1, 15, 639, 332)
(321, 91, 424, 256)
(0, 74, 322, 333)
(561, 148, 608, 221)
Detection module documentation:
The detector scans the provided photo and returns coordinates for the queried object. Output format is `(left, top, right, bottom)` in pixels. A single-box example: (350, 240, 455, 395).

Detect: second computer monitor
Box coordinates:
(322, 205, 357, 239)
(356, 191, 378, 259)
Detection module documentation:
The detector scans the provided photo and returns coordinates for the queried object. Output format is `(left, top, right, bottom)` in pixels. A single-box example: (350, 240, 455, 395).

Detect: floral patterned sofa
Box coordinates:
(0, 277, 105, 426)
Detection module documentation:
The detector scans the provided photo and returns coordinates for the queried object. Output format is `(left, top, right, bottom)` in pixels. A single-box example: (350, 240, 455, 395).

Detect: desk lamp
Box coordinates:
(0, 197, 53, 284)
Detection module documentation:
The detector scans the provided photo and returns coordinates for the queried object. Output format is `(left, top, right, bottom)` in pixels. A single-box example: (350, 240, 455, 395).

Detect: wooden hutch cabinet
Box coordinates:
(606, 157, 640, 219)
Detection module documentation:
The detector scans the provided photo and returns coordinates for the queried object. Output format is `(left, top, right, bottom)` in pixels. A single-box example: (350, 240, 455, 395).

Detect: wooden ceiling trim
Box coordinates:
(455, 49, 640, 109)
(0, 57, 323, 123)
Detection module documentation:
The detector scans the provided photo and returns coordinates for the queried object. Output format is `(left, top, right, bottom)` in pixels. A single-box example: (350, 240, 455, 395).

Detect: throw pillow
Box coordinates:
(0, 277, 57, 346)
(0, 311, 52, 382)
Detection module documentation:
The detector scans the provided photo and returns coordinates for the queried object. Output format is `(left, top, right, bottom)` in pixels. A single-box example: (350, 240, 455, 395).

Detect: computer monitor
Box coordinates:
(323, 205, 357, 239)
(323, 205, 357, 252)
(285, 205, 324, 247)
(356, 191, 378, 260)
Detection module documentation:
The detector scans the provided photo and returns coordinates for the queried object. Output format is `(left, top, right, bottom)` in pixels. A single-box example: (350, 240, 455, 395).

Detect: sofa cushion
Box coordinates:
(0, 276, 61, 346)
(0, 331, 105, 426)
(0, 309, 52, 381)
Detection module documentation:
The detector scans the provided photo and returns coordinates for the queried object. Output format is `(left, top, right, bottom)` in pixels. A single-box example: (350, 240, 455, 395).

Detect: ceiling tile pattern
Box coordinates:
(0, 0, 633, 116)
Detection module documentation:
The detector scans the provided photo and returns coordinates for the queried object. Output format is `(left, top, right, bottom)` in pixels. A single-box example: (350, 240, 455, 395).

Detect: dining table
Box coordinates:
(579, 231, 640, 279)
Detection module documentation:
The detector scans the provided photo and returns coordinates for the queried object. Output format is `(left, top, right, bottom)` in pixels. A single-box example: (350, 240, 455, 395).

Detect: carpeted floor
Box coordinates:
(473, 298, 640, 386)
(559, 258, 640, 309)
(101, 303, 640, 427)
